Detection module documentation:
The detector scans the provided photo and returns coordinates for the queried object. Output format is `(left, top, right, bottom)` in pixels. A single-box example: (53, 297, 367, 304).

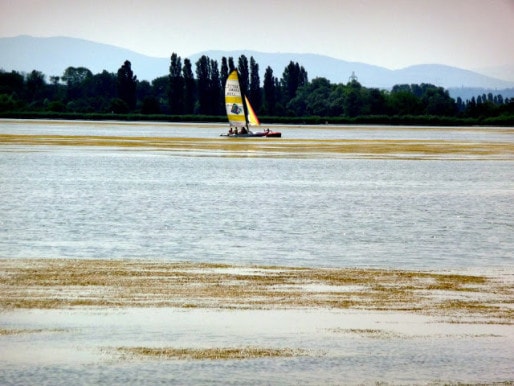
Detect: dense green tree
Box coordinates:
(210, 59, 223, 115)
(263, 66, 276, 115)
(183, 58, 195, 114)
(80, 70, 117, 112)
(91, 71, 116, 97)
(237, 55, 249, 96)
(363, 88, 387, 115)
(141, 96, 161, 114)
(422, 87, 457, 116)
(389, 83, 456, 116)
(456, 96, 465, 113)
(228, 57, 235, 73)
(91, 71, 116, 103)
(288, 77, 332, 116)
(117, 60, 137, 111)
(343, 80, 364, 117)
(389, 85, 423, 115)
(25, 70, 46, 103)
(249, 57, 261, 112)
(151, 76, 169, 113)
(109, 98, 129, 114)
(137, 80, 153, 105)
(168, 53, 184, 114)
(498, 99, 514, 115)
(0, 70, 24, 96)
(3, 53, 512, 123)
(0, 94, 20, 111)
(220, 57, 229, 87)
(281, 62, 308, 109)
(195, 55, 211, 115)
(273, 77, 286, 116)
(328, 84, 345, 116)
(62, 67, 93, 101)
(62, 66, 93, 85)
(465, 97, 478, 117)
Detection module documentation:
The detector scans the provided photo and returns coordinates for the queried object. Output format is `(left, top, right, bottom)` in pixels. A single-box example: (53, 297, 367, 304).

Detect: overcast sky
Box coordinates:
(1, 0, 513, 71)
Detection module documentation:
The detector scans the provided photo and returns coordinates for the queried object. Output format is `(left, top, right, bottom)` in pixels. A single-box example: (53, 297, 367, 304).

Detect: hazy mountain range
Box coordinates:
(2, 35, 514, 101)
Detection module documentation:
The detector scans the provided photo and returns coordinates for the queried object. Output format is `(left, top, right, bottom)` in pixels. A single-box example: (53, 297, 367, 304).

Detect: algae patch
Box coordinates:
(113, 346, 308, 360)
(1, 259, 512, 324)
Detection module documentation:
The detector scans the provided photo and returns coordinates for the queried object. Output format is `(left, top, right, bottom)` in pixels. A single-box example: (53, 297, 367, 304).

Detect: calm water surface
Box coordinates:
(1, 308, 513, 385)
(1, 120, 513, 270)
(1, 120, 513, 384)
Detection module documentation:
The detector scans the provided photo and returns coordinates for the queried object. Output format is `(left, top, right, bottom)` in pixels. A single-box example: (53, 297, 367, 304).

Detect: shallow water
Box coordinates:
(1, 308, 513, 385)
(1, 118, 513, 142)
(1, 120, 513, 384)
(1, 122, 513, 269)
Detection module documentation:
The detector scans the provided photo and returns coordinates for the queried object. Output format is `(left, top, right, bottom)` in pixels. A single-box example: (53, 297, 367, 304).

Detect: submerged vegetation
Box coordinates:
(1, 132, 513, 159)
(1, 54, 513, 125)
(1, 259, 512, 324)
(114, 346, 308, 360)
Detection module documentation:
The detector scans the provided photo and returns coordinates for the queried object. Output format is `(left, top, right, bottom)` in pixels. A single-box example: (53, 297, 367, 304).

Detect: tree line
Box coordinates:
(1, 53, 513, 125)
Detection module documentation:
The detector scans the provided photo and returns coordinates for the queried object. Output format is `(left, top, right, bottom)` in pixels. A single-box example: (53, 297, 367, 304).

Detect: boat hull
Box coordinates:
(220, 131, 281, 138)
(220, 133, 264, 137)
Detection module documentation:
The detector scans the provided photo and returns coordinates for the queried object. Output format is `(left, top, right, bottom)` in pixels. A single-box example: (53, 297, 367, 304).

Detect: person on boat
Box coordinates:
(228, 127, 234, 135)
(240, 127, 247, 134)
(234, 128, 238, 135)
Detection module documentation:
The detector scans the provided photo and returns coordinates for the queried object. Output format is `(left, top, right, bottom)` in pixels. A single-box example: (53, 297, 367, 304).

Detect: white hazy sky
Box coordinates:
(1, 0, 513, 71)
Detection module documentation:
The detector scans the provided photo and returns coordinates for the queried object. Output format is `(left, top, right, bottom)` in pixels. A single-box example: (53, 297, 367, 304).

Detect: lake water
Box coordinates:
(1, 120, 513, 270)
(1, 119, 513, 385)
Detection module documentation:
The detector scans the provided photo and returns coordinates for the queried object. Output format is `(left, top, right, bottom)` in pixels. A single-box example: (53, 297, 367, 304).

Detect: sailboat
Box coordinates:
(221, 70, 281, 137)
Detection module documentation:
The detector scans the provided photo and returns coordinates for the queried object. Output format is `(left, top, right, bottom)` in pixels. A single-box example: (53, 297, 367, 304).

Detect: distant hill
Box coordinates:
(0, 35, 168, 82)
(2, 35, 514, 101)
(190, 50, 514, 92)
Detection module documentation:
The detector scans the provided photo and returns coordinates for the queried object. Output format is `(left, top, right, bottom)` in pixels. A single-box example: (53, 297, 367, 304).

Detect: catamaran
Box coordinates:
(221, 70, 281, 137)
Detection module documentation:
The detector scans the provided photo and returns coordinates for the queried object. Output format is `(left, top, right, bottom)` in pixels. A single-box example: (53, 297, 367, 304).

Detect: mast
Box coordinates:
(239, 73, 250, 129)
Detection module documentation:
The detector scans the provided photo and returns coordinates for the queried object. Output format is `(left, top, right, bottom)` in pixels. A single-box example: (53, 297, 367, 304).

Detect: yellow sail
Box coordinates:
(225, 70, 246, 127)
(245, 96, 260, 126)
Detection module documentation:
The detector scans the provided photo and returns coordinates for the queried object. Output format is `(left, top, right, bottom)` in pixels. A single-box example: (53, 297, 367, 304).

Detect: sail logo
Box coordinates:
(231, 103, 242, 114)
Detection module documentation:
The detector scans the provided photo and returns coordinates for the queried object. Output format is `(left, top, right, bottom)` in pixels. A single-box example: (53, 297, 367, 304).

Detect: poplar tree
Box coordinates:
(220, 57, 229, 87)
(210, 59, 223, 115)
(237, 55, 249, 96)
(228, 57, 235, 72)
(263, 66, 276, 115)
(281, 61, 307, 103)
(195, 55, 211, 115)
(249, 57, 261, 112)
(183, 58, 195, 114)
(168, 53, 184, 114)
(116, 60, 137, 111)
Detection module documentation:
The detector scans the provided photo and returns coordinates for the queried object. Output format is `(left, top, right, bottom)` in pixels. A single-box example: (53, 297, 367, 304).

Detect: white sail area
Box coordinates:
(225, 70, 246, 127)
